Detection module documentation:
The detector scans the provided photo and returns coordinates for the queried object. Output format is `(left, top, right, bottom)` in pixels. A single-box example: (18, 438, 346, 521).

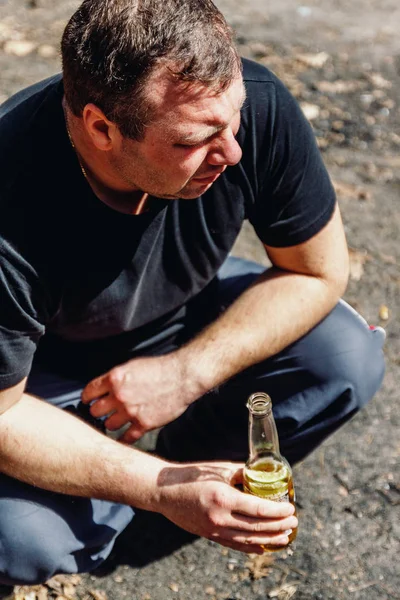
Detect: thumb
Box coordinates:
(119, 423, 144, 444)
(230, 465, 245, 487)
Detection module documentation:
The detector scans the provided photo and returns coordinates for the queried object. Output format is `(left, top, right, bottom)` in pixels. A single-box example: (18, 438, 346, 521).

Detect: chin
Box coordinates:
(178, 181, 214, 199)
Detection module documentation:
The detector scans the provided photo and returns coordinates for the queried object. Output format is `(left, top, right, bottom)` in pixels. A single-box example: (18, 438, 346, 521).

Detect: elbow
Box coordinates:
(323, 258, 350, 305)
(0, 378, 27, 416)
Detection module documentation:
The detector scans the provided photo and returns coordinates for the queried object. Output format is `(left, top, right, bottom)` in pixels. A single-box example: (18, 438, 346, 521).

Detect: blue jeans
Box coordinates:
(0, 257, 385, 585)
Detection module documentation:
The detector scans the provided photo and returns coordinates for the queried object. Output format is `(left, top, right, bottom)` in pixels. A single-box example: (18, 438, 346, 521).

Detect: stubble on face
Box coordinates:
(109, 69, 245, 200)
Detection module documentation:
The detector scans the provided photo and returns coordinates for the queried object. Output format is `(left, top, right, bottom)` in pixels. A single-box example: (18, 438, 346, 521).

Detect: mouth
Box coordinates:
(192, 171, 224, 184)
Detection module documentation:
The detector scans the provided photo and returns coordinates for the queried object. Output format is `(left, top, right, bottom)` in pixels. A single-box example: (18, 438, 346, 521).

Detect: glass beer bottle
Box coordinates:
(243, 392, 297, 552)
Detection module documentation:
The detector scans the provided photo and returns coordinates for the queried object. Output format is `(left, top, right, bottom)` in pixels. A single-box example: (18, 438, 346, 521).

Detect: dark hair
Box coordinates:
(61, 0, 241, 140)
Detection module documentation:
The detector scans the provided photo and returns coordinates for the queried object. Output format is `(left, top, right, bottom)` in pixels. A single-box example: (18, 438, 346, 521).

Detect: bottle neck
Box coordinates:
(247, 394, 281, 461)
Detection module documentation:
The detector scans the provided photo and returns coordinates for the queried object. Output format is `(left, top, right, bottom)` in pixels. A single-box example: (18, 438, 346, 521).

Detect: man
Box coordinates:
(0, 0, 385, 591)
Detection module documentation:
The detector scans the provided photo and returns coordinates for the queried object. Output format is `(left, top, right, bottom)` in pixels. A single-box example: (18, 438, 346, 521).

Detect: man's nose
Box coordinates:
(206, 130, 242, 167)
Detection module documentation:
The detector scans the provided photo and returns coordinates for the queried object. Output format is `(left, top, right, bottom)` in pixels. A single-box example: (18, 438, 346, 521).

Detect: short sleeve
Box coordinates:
(248, 74, 336, 247)
(0, 239, 47, 389)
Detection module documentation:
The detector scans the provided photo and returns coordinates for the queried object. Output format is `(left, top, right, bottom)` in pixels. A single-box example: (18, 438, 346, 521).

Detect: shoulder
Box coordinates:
(241, 57, 300, 117)
(0, 74, 63, 189)
(241, 57, 276, 83)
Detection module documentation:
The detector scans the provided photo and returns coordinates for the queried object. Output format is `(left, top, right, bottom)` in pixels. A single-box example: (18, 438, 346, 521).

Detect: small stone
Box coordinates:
(367, 73, 392, 89)
(297, 6, 312, 17)
(296, 51, 329, 68)
(169, 583, 179, 592)
(37, 44, 57, 58)
(300, 102, 320, 120)
(379, 305, 389, 321)
(332, 120, 344, 131)
(205, 586, 216, 595)
(360, 93, 374, 105)
(4, 39, 36, 56)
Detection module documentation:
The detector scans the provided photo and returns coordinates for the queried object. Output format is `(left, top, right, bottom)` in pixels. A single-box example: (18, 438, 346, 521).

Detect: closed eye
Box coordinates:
(174, 142, 203, 149)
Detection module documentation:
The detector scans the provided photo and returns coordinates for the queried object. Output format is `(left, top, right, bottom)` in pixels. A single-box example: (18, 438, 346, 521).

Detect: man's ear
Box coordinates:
(82, 103, 121, 151)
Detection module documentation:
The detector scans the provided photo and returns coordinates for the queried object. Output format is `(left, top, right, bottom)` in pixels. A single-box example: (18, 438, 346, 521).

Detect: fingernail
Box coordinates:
(284, 529, 293, 536)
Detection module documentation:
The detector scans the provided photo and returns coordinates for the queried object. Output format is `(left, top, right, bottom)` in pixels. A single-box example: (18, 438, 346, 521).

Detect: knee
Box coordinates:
(310, 301, 386, 408)
(0, 506, 70, 585)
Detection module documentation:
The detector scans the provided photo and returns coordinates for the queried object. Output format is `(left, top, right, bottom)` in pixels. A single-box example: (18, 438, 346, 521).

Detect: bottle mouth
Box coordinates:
(247, 392, 272, 415)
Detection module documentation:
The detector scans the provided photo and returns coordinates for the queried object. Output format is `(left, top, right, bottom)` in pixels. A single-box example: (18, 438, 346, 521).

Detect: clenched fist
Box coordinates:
(81, 352, 203, 443)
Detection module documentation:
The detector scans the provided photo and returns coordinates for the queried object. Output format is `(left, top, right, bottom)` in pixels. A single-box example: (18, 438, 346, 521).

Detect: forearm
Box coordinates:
(0, 393, 166, 510)
(178, 267, 346, 394)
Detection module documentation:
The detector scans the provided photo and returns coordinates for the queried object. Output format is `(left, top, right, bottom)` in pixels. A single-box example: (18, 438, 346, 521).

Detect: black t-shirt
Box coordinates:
(0, 59, 336, 389)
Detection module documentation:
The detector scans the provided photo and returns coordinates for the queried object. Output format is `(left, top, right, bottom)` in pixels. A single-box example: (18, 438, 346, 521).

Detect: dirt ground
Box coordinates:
(1, 1, 399, 599)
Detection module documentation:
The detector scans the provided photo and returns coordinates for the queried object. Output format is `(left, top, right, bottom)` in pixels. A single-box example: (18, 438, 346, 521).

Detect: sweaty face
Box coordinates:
(109, 73, 246, 200)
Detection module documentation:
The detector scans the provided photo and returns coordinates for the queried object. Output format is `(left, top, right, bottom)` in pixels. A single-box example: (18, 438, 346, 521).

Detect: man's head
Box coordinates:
(61, 0, 241, 141)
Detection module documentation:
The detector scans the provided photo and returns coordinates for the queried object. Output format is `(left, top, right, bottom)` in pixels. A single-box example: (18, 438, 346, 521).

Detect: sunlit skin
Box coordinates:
(64, 68, 246, 212)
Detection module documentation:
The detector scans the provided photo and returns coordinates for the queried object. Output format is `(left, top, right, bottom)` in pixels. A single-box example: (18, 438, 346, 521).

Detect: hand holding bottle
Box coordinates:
(244, 392, 298, 552)
(156, 461, 298, 554)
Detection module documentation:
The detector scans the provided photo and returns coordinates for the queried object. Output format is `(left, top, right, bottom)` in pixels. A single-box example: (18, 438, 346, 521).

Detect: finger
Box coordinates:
(119, 423, 145, 444)
(89, 396, 118, 418)
(230, 489, 295, 519)
(216, 538, 264, 555)
(82, 375, 110, 403)
(228, 513, 298, 534)
(221, 528, 292, 548)
(105, 411, 130, 431)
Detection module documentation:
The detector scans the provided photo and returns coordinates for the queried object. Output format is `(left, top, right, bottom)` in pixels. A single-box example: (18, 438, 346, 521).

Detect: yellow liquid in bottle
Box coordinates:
(244, 456, 297, 552)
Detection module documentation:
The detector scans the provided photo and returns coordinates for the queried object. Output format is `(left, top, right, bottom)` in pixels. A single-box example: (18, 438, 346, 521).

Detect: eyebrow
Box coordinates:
(176, 87, 247, 145)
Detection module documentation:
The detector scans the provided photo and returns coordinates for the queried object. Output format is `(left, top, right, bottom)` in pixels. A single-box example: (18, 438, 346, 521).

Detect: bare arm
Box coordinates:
(182, 202, 349, 391)
(83, 203, 349, 441)
(0, 385, 296, 553)
(0, 384, 164, 507)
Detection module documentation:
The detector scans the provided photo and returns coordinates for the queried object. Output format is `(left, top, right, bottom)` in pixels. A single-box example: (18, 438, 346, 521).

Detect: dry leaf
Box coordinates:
(379, 305, 389, 320)
(300, 102, 320, 120)
(168, 583, 179, 593)
(4, 40, 36, 56)
(296, 51, 329, 68)
(62, 583, 77, 599)
(268, 583, 297, 599)
(36, 588, 49, 600)
(46, 577, 63, 592)
(13, 591, 35, 600)
(88, 591, 107, 600)
(14, 586, 47, 600)
(348, 248, 371, 281)
(245, 553, 274, 580)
